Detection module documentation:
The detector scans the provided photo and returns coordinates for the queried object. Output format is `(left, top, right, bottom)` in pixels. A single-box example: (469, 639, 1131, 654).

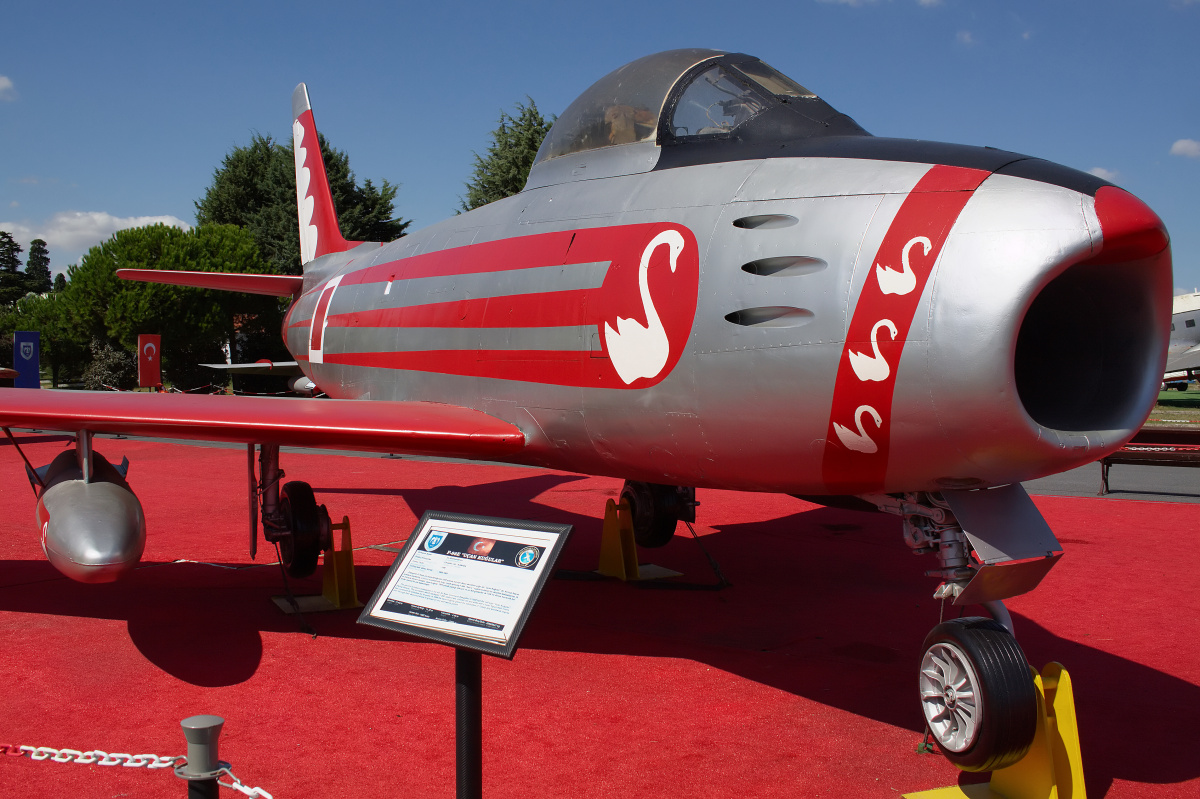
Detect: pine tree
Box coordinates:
(23, 238, 52, 295)
(460, 100, 553, 212)
(0, 231, 26, 306)
(53, 273, 66, 292)
(195, 133, 409, 276)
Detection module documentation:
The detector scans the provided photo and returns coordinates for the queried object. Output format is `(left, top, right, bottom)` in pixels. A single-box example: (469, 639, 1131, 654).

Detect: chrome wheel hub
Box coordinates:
(920, 642, 982, 753)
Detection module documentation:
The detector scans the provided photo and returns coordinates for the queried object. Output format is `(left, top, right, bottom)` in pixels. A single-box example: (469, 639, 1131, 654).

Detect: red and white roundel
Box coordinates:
(299, 222, 700, 389)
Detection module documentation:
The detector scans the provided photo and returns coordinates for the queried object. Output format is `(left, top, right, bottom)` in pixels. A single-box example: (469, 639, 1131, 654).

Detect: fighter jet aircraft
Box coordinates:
(0, 49, 1172, 773)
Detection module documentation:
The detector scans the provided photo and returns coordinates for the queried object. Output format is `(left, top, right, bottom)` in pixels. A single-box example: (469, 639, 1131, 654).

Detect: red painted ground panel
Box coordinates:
(0, 435, 1195, 797)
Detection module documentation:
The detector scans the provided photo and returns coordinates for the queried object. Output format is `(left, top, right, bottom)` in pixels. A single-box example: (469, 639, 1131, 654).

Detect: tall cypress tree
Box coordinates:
(0, 231, 25, 306)
(23, 238, 52, 294)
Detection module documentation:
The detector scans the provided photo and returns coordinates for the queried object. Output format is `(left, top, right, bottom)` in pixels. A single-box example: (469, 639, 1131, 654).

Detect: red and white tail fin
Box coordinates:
(292, 83, 355, 265)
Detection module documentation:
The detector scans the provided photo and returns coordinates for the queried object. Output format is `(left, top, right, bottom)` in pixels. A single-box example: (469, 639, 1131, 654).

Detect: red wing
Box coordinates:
(0, 389, 525, 459)
(116, 269, 304, 297)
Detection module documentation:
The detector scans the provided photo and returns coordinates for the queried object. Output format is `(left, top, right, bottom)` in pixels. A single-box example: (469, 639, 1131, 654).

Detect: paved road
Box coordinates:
(1025, 460, 1199, 503)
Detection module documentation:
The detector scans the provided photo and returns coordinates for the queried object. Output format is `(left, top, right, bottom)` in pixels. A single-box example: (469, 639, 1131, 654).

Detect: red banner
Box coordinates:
(138, 334, 161, 388)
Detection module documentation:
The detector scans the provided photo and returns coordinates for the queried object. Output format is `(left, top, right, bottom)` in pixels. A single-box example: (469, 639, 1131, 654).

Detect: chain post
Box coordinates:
(178, 715, 224, 799)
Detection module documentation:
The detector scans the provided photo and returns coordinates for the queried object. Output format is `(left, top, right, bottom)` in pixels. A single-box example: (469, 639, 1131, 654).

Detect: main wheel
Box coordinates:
(919, 617, 1038, 772)
(279, 481, 321, 579)
(620, 481, 678, 548)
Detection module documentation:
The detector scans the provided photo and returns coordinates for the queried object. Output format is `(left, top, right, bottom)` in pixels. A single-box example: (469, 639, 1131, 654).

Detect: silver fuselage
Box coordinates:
(285, 154, 1171, 495)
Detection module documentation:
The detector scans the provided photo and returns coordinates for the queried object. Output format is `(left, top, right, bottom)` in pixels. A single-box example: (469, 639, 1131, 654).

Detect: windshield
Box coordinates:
(669, 65, 774, 138)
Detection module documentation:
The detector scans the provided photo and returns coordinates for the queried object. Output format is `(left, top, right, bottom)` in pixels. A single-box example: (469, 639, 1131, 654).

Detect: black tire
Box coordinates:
(919, 617, 1038, 772)
(279, 481, 321, 579)
(620, 481, 678, 548)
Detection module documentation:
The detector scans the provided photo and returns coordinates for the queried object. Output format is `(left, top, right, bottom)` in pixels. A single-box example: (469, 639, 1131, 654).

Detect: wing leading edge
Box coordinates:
(0, 389, 525, 460)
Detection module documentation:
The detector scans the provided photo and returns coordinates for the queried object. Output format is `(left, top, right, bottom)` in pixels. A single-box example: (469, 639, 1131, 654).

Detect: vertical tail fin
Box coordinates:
(292, 83, 355, 266)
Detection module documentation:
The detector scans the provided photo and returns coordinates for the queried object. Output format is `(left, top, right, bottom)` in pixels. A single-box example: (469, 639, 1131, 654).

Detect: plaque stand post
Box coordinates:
(456, 648, 483, 799)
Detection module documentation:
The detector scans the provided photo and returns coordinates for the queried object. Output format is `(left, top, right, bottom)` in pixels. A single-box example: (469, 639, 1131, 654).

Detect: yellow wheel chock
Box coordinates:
(596, 498, 681, 581)
(905, 662, 1085, 799)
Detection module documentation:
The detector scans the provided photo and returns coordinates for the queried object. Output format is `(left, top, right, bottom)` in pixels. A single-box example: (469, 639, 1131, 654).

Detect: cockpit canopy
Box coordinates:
(531, 48, 864, 176)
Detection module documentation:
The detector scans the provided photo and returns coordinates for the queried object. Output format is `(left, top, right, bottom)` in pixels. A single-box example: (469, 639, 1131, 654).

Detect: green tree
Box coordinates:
(0, 231, 25, 306)
(195, 133, 408, 275)
(53, 272, 66, 292)
(460, 99, 553, 212)
(24, 238, 52, 295)
(49, 223, 287, 389)
(8, 290, 88, 386)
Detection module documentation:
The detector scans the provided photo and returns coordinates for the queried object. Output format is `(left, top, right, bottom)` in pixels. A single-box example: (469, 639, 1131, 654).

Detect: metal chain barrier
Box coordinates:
(1, 743, 274, 798)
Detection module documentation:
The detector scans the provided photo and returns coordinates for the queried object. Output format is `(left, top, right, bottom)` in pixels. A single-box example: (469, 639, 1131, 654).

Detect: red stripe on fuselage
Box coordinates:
(324, 290, 593, 330)
(822, 165, 990, 492)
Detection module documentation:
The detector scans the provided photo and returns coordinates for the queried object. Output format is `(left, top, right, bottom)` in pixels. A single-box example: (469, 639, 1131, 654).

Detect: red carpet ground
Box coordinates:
(0, 435, 1195, 798)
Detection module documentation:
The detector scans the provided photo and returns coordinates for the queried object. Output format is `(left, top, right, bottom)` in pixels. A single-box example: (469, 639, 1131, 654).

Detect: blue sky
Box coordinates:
(2, 0, 1198, 289)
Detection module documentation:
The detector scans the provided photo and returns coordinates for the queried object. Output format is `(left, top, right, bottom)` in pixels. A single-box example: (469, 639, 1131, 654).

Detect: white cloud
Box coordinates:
(0, 76, 14, 101)
(816, 0, 878, 5)
(1170, 139, 1200, 158)
(918, 0, 943, 6)
(0, 211, 190, 271)
(1088, 167, 1119, 181)
(956, 30, 975, 45)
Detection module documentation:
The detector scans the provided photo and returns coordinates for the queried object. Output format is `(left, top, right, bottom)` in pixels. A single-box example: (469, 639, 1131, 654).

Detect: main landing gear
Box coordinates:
(865, 491, 1039, 772)
(618, 481, 697, 548)
(251, 443, 331, 578)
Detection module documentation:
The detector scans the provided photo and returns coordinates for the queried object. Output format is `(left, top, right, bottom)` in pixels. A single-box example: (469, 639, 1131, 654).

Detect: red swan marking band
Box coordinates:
(822, 165, 991, 492)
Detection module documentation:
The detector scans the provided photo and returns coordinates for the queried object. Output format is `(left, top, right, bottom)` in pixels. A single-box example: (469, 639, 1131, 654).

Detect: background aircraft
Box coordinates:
(1164, 291, 1200, 387)
(0, 49, 1171, 774)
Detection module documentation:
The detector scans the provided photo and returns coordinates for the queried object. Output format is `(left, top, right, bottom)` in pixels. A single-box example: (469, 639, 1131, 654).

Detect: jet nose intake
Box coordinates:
(1013, 188, 1173, 434)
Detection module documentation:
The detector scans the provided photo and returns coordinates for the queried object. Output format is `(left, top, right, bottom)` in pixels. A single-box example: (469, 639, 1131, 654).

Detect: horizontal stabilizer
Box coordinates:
(0, 388, 526, 460)
(117, 269, 304, 297)
(201, 361, 304, 376)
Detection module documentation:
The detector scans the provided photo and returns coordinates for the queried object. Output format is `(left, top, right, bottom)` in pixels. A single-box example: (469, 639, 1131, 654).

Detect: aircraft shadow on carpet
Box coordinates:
(0, 489, 1192, 794)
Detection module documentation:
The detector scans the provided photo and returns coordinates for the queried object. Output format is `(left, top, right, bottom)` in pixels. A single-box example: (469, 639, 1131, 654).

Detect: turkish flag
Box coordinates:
(138, 334, 162, 388)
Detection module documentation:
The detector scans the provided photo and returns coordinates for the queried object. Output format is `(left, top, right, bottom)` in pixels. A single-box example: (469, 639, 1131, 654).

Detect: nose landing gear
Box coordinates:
(864, 491, 1042, 772)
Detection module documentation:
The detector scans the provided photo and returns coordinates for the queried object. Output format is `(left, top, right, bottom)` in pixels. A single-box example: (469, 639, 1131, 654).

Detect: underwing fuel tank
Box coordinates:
(34, 449, 146, 583)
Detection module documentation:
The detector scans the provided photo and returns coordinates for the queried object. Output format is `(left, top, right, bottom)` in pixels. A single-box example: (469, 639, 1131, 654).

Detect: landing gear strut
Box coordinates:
(619, 481, 696, 548)
(864, 491, 1039, 772)
(251, 443, 331, 578)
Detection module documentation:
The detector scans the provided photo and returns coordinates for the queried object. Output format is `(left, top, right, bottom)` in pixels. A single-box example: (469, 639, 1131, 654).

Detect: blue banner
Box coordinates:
(13, 331, 40, 389)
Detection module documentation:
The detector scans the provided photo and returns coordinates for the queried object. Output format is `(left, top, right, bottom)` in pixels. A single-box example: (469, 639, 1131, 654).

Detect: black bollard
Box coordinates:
(456, 648, 482, 799)
(179, 715, 224, 799)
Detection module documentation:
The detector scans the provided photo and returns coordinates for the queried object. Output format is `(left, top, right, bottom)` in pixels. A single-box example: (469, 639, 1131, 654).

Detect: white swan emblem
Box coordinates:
(875, 236, 932, 296)
(604, 229, 686, 384)
(848, 319, 898, 382)
(834, 405, 884, 454)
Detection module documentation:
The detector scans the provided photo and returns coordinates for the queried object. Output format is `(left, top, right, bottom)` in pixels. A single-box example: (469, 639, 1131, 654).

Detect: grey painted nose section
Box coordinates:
(40, 479, 146, 583)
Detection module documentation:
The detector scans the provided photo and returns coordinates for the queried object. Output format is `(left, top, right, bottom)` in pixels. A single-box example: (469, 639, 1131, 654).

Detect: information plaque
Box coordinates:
(358, 511, 572, 659)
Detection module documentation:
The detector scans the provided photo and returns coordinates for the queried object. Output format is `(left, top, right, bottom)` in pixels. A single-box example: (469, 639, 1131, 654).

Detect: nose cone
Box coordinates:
(895, 175, 1172, 487)
(39, 480, 146, 583)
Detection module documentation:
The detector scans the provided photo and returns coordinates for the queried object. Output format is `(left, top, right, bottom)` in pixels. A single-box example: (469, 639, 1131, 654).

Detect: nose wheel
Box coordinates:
(919, 617, 1038, 772)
